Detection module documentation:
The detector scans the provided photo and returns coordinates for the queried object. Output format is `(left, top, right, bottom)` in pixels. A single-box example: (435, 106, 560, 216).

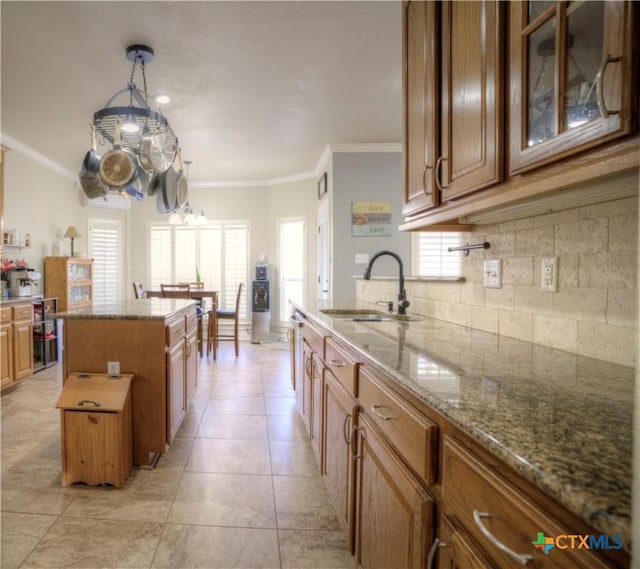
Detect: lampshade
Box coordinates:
(64, 226, 81, 239)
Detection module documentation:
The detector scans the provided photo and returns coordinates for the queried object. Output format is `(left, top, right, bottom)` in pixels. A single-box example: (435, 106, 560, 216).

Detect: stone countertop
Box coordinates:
(1, 295, 44, 305)
(293, 301, 633, 548)
(55, 299, 197, 320)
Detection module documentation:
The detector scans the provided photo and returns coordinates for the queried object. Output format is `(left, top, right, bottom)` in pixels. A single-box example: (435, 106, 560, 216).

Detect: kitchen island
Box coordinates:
(57, 298, 198, 466)
(291, 301, 632, 567)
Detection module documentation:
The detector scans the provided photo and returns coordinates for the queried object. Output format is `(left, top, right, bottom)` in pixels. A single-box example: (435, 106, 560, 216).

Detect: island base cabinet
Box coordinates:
(355, 415, 433, 569)
(322, 370, 358, 552)
(167, 341, 186, 444)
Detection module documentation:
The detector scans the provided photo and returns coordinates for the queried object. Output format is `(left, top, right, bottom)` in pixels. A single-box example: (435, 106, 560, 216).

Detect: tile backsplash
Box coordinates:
(357, 196, 638, 367)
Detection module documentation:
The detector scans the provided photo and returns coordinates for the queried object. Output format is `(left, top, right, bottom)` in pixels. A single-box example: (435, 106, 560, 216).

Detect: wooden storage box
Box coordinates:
(56, 373, 133, 487)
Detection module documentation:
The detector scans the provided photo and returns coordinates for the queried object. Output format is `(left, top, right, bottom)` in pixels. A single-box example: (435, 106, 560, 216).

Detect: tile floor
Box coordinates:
(1, 341, 355, 569)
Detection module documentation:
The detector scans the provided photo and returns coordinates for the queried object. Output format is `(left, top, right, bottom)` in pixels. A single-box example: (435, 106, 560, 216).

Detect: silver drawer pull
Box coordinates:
(330, 359, 346, 368)
(370, 404, 393, 421)
(77, 399, 101, 407)
(472, 511, 533, 565)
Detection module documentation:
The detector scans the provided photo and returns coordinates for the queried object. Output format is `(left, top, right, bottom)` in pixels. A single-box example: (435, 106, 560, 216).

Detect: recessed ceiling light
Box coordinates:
(154, 94, 171, 105)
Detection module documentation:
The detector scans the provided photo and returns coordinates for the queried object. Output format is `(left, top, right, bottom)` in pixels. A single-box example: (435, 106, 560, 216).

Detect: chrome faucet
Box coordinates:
(363, 250, 410, 315)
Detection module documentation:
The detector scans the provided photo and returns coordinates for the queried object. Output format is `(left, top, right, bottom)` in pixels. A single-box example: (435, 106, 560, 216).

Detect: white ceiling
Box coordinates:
(1, 1, 402, 187)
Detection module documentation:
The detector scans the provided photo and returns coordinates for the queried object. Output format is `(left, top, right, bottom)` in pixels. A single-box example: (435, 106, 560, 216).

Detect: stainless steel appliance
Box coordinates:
(251, 262, 271, 343)
(8, 270, 41, 297)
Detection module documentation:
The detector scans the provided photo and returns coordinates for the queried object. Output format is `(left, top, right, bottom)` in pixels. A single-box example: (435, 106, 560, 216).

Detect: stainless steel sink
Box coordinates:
(319, 308, 421, 322)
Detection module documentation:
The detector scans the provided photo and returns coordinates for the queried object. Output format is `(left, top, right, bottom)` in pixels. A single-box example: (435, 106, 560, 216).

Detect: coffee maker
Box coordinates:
(9, 270, 41, 297)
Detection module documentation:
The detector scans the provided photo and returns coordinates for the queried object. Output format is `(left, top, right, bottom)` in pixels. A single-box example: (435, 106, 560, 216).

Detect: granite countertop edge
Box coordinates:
(54, 299, 197, 320)
(292, 301, 632, 546)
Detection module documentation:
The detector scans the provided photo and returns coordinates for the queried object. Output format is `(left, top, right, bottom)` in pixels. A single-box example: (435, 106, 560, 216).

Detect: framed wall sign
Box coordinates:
(352, 201, 392, 236)
(317, 172, 328, 199)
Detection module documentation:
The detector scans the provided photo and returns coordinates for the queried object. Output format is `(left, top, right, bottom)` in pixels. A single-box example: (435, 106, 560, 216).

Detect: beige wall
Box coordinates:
(358, 195, 638, 367)
(3, 150, 128, 278)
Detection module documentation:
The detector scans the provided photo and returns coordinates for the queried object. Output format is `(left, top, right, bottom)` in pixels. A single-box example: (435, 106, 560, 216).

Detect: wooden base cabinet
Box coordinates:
(322, 370, 359, 552)
(355, 414, 434, 569)
(438, 515, 493, 569)
(1, 303, 33, 392)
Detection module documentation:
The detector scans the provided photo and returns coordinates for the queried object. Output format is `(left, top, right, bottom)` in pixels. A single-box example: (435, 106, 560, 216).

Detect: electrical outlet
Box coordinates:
(541, 257, 558, 292)
(355, 253, 370, 264)
(483, 259, 502, 288)
(107, 361, 120, 377)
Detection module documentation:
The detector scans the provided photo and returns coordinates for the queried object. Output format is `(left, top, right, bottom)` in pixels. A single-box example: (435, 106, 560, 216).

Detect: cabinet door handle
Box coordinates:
(422, 163, 432, 197)
(472, 511, 533, 565)
(330, 359, 346, 368)
(435, 156, 443, 192)
(370, 404, 393, 421)
(427, 538, 441, 569)
(595, 54, 622, 119)
(352, 426, 364, 459)
(343, 413, 352, 445)
(185, 341, 191, 357)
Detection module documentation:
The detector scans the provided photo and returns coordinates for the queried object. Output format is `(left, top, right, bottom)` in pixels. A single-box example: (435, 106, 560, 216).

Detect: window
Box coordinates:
(88, 218, 123, 304)
(148, 222, 249, 319)
(412, 232, 462, 277)
(278, 217, 305, 322)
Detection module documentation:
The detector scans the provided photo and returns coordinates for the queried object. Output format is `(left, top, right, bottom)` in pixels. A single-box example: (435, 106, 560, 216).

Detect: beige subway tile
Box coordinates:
(502, 257, 534, 285)
(484, 233, 515, 257)
(607, 289, 638, 327)
(533, 208, 579, 227)
(579, 196, 638, 219)
(557, 255, 579, 288)
(433, 301, 471, 327)
(551, 289, 607, 322)
(471, 305, 499, 334)
(460, 282, 485, 306)
(609, 212, 638, 252)
(579, 250, 637, 289)
(515, 226, 554, 257)
(500, 217, 536, 232)
(462, 258, 484, 283)
(484, 285, 514, 310)
(513, 285, 553, 315)
(424, 283, 461, 303)
(499, 311, 533, 343)
(533, 315, 578, 353)
(577, 321, 637, 367)
(408, 281, 429, 299)
(555, 218, 608, 255)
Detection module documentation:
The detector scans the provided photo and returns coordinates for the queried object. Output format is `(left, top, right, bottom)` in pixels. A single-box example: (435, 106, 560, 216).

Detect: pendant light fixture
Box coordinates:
(90, 45, 178, 190)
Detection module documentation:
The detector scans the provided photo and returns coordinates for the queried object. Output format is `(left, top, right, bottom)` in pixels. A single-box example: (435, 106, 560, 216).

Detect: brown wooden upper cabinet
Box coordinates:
(509, 0, 636, 174)
(403, 1, 504, 217)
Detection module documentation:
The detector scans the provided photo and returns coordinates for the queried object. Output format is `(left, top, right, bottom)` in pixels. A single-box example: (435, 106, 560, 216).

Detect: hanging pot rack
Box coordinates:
(91, 45, 178, 164)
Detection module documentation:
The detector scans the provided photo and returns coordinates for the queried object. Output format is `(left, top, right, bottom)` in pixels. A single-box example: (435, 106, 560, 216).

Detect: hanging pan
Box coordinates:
(175, 148, 188, 209)
(99, 118, 138, 189)
(139, 131, 175, 174)
(79, 124, 107, 199)
(155, 165, 178, 214)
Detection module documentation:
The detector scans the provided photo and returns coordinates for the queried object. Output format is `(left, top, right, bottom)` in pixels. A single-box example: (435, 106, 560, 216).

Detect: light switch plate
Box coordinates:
(484, 259, 502, 288)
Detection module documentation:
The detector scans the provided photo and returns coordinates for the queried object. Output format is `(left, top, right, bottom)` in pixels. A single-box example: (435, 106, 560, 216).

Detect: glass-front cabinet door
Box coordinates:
(509, 0, 635, 174)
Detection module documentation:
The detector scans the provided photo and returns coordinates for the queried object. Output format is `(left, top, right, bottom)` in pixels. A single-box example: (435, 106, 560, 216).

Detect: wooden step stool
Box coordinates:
(56, 373, 134, 487)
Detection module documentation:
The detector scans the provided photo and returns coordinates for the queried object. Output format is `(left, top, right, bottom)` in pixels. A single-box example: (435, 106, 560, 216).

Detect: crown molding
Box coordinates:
(0, 132, 77, 181)
(1, 133, 401, 189)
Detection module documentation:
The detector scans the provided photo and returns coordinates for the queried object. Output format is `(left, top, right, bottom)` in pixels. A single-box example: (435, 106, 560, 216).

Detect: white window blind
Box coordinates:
(413, 232, 462, 277)
(88, 219, 121, 304)
(278, 218, 305, 322)
(148, 222, 249, 319)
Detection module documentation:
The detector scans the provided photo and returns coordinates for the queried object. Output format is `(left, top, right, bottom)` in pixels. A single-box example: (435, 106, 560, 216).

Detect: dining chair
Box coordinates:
(161, 283, 190, 293)
(132, 282, 146, 299)
(209, 282, 243, 357)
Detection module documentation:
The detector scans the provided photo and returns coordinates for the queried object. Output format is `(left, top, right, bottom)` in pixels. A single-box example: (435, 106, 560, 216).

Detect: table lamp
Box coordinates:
(64, 226, 81, 257)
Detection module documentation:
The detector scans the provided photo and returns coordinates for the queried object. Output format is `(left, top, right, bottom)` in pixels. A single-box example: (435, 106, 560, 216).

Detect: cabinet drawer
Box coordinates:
(302, 320, 324, 357)
(359, 367, 437, 485)
(166, 316, 186, 347)
(185, 309, 198, 333)
(442, 437, 612, 569)
(1, 307, 11, 322)
(12, 304, 32, 322)
(324, 337, 359, 396)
